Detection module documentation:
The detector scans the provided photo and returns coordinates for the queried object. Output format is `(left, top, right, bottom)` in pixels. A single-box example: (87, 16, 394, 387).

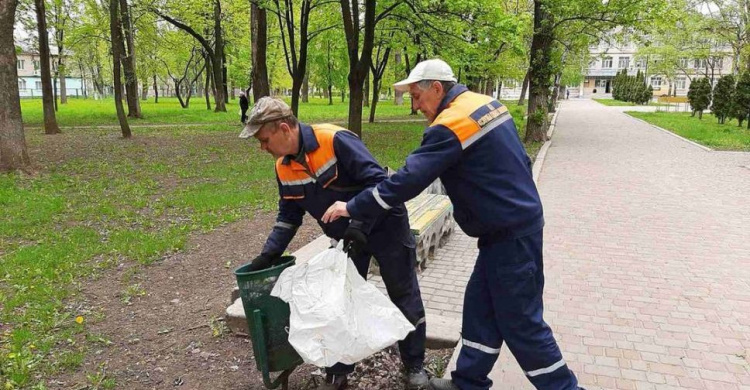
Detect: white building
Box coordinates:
(576, 40, 734, 98)
(16, 50, 84, 98)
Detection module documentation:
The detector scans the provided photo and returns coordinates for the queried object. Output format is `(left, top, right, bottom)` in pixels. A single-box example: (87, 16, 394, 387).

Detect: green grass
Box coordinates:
(627, 111, 750, 151)
(20, 97, 419, 127)
(1, 101, 532, 388)
(593, 98, 666, 107)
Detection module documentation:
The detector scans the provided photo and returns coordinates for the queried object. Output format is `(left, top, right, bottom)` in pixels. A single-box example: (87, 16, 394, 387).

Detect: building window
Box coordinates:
(651, 76, 662, 87)
(596, 79, 608, 88)
(17, 60, 24, 70)
(18, 79, 26, 90)
(33, 60, 40, 70)
(694, 58, 707, 69)
(35, 81, 42, 90)
(602, 57, 613, 68)
(618, 57, 630, 69)
(711, 57, 723, 69)
(676, 76, 686, 89)
(679, 58, 689, 68)
(634, 58, 646, 68)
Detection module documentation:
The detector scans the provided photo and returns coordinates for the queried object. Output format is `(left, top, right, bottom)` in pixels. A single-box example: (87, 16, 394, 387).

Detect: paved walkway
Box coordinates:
(433, 99, 749, 389)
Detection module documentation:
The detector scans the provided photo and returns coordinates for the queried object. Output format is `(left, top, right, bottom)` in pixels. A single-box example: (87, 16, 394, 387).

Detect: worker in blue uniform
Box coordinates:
(322, 59, 582, 390)
(240, 97, 428, 390)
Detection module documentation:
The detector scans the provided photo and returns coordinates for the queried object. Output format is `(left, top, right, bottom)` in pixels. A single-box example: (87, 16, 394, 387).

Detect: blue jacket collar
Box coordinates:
(436, 84, 468, 118)
(282, 123, 319, 165)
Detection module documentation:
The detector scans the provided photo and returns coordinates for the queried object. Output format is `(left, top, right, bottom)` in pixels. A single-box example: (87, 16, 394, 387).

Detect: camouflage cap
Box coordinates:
(238, 97, 294, 139)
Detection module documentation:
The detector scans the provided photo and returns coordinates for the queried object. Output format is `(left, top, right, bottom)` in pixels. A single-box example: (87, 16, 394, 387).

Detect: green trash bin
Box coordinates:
(234, 256, 302, 389)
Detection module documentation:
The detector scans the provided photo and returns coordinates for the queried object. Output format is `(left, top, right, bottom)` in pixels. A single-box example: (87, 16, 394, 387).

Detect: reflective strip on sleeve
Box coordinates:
(274, 222, 299, 231)
(525, 359, 567, 378)
(314, 157, 338, 177)
(462, 338, 500, 355)
(372, 187, 392, 210)
(279, 177, 316, 186)
(461, 112, 512, 150)
(415, 317, 426, 327)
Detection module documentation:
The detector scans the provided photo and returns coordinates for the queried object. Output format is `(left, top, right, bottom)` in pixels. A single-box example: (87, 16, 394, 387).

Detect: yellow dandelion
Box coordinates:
(75, 316, 84, 324)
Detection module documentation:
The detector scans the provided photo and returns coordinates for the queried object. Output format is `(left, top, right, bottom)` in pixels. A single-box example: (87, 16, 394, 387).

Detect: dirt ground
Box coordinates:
(49, 212, 452, 390)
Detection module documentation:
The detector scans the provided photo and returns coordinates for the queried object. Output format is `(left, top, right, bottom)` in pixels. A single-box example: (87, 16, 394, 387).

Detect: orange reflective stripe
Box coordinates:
(432, 92, 507, 149)
(275, 124, 344, 189)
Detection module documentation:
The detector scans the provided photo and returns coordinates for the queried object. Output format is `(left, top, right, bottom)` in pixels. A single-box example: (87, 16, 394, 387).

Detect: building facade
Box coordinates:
(575, 41, 734, 98)
(16, 51, 84, 98)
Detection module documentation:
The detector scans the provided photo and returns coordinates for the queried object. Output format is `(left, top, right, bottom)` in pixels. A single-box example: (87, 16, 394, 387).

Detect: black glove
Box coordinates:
(248, 254, 279, 271)
(343, 220, 368, 259)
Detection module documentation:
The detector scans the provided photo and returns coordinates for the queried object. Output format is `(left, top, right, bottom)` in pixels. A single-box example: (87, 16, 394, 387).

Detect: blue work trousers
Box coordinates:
(452, 230, 579, 390)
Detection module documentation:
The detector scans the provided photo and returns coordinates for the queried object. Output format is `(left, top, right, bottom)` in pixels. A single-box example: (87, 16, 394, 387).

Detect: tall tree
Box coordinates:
(524, 0, 554, 142)
(153, 0, 228, 112)
(340, 0, 396, 136)
(110, 0, 131, 137)
(34, 0, 62, 134)
(369, 32, 392, 122)
(119, 0, 142, 117)
(51, 0, 70, 104)
(0, 0, 31, 172)
(251, 0, 270, 101)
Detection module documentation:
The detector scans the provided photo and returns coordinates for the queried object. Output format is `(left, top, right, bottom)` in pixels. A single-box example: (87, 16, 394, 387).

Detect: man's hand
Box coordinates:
(247, 254, 279, 271)
(343, 221, 367, 259)
(321, 201, 350, 223)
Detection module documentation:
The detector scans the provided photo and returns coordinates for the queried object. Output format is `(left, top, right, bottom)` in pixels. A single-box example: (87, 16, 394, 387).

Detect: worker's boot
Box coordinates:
(405, 366, 429, 388)
(316, 373, 348, 390)
(428, 378, 460, 390)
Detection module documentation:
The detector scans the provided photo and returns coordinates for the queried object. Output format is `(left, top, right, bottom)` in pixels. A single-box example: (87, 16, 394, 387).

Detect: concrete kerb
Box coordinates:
(441, 106, 562, 383)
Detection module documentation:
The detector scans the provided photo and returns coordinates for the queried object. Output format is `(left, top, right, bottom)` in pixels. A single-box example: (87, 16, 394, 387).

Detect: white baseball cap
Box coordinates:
(393, 59, 457, 92)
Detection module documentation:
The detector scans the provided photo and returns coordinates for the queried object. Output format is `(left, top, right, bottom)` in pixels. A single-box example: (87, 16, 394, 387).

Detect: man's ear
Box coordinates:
(279, 122, 291, 135)
(433, 80, 444, 95)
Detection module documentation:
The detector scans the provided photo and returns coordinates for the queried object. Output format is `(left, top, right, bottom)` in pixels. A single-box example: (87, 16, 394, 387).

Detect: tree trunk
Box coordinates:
(250, 1, 270, 101)
(119, 0, 141, 118)
(341, 0, 376, 136)
(0, 0, 31, 172)
(141, 83, 148, 100)
(549, 72, 562, 113)
(518, 68, 530, 106)
(341, 89, 345, 102)
(369, 81, 379, 123)
(34, 0, 61, 134)
(363, 72, 370, 107)
(524, 0, 553, 143)
(302, 74, 309, 103)
(213, 0, 226, 111)
(53, 74, 58, 111)
(328, 85, 333, 105)
(59, 65, 67, 104)
(153, 74, 159, 103)
(394, 51, 403, 105)
(109, 0, 131, 138)
(205, 61, 212, 110)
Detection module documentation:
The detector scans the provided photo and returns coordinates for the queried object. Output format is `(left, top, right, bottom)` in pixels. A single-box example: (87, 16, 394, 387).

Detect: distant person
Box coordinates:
(239, 91, 249, 124)
(566, 89, 570, 99)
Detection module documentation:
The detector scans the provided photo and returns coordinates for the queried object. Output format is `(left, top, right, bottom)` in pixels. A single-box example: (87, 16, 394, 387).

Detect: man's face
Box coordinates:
(409, 82, 443, 123)
(253, 122, 295, 159)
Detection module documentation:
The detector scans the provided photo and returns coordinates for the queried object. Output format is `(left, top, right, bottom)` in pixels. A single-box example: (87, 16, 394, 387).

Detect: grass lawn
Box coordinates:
(1, 97, 537, 387)
(627, 111, 750, 151)
(20, 97, 419, 127)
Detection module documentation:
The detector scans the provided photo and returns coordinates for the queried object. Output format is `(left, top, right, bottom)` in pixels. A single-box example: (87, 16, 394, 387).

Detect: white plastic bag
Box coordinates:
(270, 242, 415, 367)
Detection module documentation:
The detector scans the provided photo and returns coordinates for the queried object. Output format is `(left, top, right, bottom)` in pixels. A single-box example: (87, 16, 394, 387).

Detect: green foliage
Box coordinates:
(612, 70, 652, 105)
(688, 78, 712, 119)
(732, 71, 750, 128)
(711, 75, 736, 124)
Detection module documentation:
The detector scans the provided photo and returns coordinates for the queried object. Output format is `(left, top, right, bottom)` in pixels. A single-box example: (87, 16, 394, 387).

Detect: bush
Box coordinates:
(688, 78, 712, 119)
(732, 70, 750, 128)
(611, 70, 653, 105)
(711, 75, 736, 124)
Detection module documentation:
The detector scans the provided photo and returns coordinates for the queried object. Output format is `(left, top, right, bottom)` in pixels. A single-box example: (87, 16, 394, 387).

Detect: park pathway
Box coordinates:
(461, 99, 750, 389)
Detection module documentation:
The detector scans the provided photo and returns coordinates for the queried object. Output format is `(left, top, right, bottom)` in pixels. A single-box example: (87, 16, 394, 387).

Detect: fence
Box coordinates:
(18, 88, 84, 99)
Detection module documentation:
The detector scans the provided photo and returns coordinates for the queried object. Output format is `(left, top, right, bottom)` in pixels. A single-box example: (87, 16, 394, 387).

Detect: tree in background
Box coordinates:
(688, 78, 712, 119)
(732, 70, 750, 128)
(34, 0, 61, 134)
(711, 74, 735, 124)
(109, 0, 131, 137)
(0, 0, 31, 172)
